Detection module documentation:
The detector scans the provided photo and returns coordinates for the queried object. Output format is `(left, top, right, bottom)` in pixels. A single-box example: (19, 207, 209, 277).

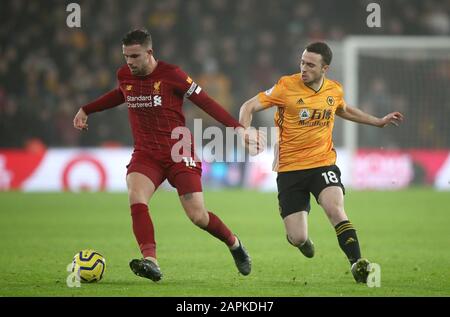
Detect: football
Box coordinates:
(71, 249, 106, 283)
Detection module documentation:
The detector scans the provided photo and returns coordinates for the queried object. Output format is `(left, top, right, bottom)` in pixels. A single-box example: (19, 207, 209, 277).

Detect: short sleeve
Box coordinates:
(335, 82, 347, 110)
(337, 97, 347, 110)
(257, 78, 286, 108)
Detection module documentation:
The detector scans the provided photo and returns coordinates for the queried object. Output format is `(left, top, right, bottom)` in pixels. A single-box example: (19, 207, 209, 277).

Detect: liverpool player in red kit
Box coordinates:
(73, 29, 255, 282)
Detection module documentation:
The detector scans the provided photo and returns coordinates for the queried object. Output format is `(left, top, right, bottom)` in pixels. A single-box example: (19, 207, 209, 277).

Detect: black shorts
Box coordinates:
(276, 165, 345, 218)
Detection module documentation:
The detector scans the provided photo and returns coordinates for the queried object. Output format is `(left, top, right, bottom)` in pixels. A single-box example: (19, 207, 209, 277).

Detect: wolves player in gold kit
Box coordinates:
(240, 42, 403, 283)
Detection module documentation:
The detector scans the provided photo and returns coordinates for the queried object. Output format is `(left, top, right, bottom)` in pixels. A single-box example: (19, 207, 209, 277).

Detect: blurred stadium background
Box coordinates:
(1, 0, 449, 191)
(1, 0, 450, 297)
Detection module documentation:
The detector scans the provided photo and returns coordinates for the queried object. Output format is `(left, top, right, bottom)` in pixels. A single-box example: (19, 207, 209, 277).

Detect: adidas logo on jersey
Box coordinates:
(297, 98, 305, 105)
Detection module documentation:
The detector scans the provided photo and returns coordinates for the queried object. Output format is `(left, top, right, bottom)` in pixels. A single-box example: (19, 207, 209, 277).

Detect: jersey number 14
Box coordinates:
(182, 157, 196, 167)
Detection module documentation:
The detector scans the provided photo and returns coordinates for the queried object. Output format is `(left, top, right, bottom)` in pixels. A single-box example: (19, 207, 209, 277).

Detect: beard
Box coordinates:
(130, 67, 142, 75)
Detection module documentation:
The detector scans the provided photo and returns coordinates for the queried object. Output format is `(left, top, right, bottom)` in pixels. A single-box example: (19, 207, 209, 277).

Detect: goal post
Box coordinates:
(342, 36, 450, 188)
(338, 36, 450, 189)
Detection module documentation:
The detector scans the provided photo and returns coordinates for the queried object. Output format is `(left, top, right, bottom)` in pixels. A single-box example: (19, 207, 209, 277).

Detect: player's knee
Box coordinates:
(188, 210, 208, 228)
(328, 206, 343, 216)
(128, 188, 147, 205)
(325, 206, 347, 223)
(287, 233, 308, 247)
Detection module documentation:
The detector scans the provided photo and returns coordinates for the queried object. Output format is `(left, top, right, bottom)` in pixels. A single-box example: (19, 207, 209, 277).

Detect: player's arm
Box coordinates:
(190, 91, 265, 154)
(188, 90, 243, 129)
(240, 79, 286, 128)
(239, 95, 266, 128)
(188, 88, 268, 153)
(336, 105, 404, 128)
(237, 96, 268, 155)
(73, 88, 125, 131)
(239, 80, 285, 151)
(172, 67, 265, 153)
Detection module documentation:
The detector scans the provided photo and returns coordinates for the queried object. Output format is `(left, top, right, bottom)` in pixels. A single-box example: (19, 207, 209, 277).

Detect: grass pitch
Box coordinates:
(0, 189, 449, 297)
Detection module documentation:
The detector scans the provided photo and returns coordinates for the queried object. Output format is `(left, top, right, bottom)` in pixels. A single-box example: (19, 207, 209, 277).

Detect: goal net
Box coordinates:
(342, 37, 450, 189)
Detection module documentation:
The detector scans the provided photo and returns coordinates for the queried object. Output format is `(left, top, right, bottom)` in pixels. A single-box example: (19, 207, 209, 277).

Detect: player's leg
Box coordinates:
(127, 171, 158, 261)
(317, 185, 360, 264)
(168, 161, 235, 246)
(179, 191, 235, 246)
(178, 190, 251, 276)
(277, 171, 315, 258)
(178, 191, 236, 247)
(169, 166, 251, 275)
(178, 191, 209, 227)
(126, 159, 165, 282)
(284, 211, 308, 246)
(283, 211, 314, 258)
(312, 165, 370, 282)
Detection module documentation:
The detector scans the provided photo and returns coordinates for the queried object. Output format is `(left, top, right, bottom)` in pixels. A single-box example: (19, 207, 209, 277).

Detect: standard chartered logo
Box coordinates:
(153, 95, 162, 106)
(127, 95, 152, 102)
(126, 95, 163, 108)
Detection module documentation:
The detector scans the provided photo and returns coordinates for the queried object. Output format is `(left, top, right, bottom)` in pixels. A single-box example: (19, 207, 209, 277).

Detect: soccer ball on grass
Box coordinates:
(71, 249, 106, 283)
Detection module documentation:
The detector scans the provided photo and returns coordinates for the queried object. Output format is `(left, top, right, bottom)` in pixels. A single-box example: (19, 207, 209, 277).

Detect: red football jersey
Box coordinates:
(119, 61, 193, 154)
(83, 61, 241, 158)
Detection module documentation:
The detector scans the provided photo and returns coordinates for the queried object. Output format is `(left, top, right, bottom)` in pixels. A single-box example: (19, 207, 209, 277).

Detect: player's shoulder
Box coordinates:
(276, 73, 300, 88)
(326, 78, 344, 92)
(261, 74, 299, 96)
(116, 61, 180, 75)
(117, 64, 131, 79)
(116, 64, 134, 81)
(156, 60, 189, 81)
(156, 60, 178, 72)
(280, 73, 299, 84)
(157, 60, 185, 75)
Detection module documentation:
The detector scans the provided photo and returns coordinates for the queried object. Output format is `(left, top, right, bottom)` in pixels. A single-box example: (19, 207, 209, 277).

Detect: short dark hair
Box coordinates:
(122, 29, 152, 48)
(305, 42, 332, 66)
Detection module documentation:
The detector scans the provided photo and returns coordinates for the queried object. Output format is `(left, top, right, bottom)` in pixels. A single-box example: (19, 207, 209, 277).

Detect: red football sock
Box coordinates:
(203, 211, 236, 247)
(130, 203, 156, 259)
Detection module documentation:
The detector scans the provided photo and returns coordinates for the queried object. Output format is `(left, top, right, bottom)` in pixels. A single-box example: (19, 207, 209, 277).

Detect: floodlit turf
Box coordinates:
(0, 189, 449, 297)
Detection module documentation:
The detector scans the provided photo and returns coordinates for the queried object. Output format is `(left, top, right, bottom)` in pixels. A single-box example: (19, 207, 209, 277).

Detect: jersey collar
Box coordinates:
(302, 76, 326, 94)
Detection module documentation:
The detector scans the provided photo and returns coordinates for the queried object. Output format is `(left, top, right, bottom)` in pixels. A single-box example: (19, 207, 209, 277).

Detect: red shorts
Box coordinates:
(126, 150, 202, 196)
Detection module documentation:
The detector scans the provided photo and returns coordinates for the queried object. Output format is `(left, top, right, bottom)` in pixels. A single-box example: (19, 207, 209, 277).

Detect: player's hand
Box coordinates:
(73, 108, 88, 131)
(238, 127, 267, 156)
(378, 111, 404, 128)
